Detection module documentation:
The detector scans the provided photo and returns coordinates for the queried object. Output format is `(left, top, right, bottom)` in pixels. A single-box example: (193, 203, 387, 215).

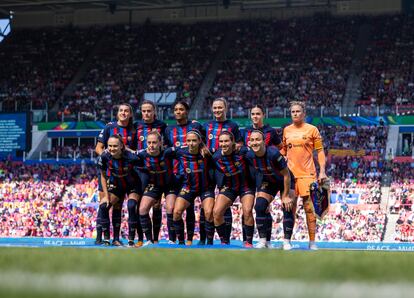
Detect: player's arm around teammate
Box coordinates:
(212, 131, 256, 247)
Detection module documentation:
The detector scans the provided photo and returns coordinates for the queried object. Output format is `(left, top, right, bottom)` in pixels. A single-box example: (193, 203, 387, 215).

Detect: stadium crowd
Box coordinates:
(357, 14, 414, 112)
(59, 23, 225, 121)
(0, 27, 101, 113)
(388, 180, 414, 241)
(0, 162, 98, 237)
(1, 15, 413, 120)
(206, 15, 359, 117)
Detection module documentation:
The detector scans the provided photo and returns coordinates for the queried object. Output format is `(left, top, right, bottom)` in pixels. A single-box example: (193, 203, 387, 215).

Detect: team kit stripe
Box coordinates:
(118, 159, 127, 190)
(214, 122, 223, 151)
(192, 156, 200, 193)
(207, 123, 214, 150)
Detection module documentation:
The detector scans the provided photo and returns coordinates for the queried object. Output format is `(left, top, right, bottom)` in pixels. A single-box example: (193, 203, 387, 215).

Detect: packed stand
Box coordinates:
(320, 125, 388, 183)
(0, 162, 98, 237)
(388, 168, 414, 241)
(0, 27, 101, 113)
(206, 15, 359, 117)
(61, 23, 225, 121)
(357, 14, 414, 114)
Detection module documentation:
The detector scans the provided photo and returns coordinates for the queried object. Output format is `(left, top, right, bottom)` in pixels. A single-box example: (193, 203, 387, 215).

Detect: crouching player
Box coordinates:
(213, 131, 255, 247)
(136, 131, 176, 246)
(173, 130, 216, 245)
(246, 130, 296, 249)
(97, 134, 142, 246)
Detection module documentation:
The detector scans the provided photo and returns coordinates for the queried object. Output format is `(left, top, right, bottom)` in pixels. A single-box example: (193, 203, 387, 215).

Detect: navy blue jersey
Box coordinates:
(175, 147, 214, 193)
(135, 119, 167, 150)
(136, 148, 175, 188)
(165, 121, 204, 148)
(97, 150, 140, 188)
(165, 121, 204, 175)
(213, 147, 254, 191)
(245, 146, 287, 184)
(97, 122, 137, 150)
(242, 124, 281, 147)
(203, 120, 241, 153)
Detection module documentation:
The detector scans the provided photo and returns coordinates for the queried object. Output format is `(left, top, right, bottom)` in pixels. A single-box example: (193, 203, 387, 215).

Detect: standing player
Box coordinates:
(281, 101, 327, 250)
(243, 105, 281, 148)
(164, 101, 203, 244)
(203, 97, 242, 243)
(95, 103, 143, 247)
(172, 130, 216, 245)
(135, 100, 167, 243)
(246, 130, 296, 249)
(212, 131, 255, 247)
(136, 131, 176, 245)
(97, 135, 141, 246)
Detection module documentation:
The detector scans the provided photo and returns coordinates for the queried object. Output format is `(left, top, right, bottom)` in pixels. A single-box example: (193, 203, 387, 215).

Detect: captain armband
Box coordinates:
(314, 139, 324, 151)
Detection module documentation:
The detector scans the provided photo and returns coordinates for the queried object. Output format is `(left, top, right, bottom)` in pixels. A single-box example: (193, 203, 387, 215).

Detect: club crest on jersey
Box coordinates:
(180, 187, 190, 195)
(139, 136, 145, 141)
(235, 162, 241, 167)
(160, 162, 165, 167)
(127, 136, 132, 141)
(208, 134, 214, 140)
(186, 168, 192, 174)
(175, 141, 181, 147)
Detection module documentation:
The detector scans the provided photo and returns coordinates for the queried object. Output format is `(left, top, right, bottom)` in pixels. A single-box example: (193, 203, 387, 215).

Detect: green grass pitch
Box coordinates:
(0, 247, 414, 298)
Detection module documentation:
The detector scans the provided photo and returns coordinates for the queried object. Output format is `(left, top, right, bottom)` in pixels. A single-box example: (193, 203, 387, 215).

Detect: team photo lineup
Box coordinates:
(2, 1, 414, 297)
(95, 98, 327, 250)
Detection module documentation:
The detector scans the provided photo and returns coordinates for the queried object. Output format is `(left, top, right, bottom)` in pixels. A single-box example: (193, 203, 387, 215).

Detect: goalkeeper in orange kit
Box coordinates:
(281, 101, 327, 250)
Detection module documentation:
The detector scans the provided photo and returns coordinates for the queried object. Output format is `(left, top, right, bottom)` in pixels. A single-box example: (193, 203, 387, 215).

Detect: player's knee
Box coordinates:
(242, 204, 253, 217)
(203, 208, 214, 221)
(165, 204, 174, 214)
(213, 206, 225, 221)
(242, 209, 253, 222)
(127, 199, 137, 213)
(255, 197, 269, 215)
(303, 200, 314, 214)
(139, 205, 150, 216)
(173, 208, 183, 220)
